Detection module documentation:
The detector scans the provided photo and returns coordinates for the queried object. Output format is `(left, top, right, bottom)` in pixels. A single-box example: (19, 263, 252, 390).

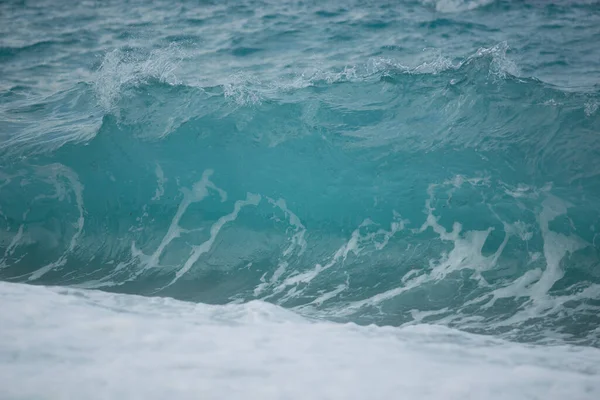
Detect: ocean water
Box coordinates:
(1, 0, 600, 397)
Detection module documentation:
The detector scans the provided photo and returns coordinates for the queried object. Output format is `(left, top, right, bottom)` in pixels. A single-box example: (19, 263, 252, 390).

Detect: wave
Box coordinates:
(1, 43, 600, 346)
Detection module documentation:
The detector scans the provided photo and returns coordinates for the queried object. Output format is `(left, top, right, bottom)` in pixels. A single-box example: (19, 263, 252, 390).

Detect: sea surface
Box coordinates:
(1, 0, 600, 398)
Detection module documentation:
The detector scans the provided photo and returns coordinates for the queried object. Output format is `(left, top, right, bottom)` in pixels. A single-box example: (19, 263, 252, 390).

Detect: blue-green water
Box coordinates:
(1, 0, 600, 350)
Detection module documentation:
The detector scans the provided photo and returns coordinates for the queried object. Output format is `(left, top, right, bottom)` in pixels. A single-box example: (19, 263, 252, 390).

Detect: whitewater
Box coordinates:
(1, 0, 600, 398)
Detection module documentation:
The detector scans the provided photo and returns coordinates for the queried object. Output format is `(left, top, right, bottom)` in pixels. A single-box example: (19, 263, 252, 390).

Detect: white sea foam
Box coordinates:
(223, 72, 262, 105)
(94, 44, 185, 112)
(151, 163, 166, 201)
(166, 192, 261, 287)
(130, 170, 262, 287)
(327, 174, 599, 345)
(0, 281, 599, 400)
(421, 0, 494, 13)
(131, 169, 226, 271)
(254, 198, 308, 296)
(27, 164, 85, 281)
(259, 212, 406, 304)
(584, 101, 598, 116)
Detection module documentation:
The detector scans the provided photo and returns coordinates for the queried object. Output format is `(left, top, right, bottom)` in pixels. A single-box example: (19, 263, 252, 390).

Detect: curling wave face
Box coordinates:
(1, 0, 600, 349)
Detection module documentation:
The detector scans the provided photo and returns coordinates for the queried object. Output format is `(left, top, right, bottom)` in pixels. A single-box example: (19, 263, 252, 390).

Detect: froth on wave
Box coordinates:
(420, 0, 495, 13)
(91, 42, 518, 110)
(1, 281, 599, 400)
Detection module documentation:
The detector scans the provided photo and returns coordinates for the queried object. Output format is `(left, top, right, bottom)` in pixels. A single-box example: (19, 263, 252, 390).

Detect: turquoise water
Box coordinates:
(2, 0, 600, 359)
